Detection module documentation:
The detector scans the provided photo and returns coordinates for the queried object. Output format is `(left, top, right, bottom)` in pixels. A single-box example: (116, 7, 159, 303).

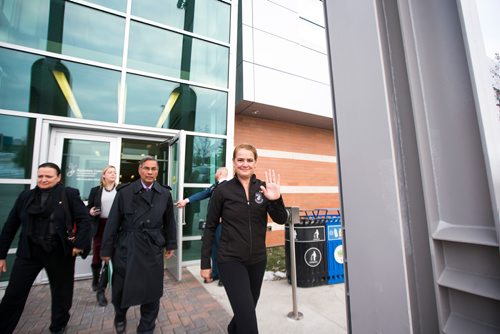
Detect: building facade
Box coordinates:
(0, 0, 338, 284)
(0, 0, 238, 283)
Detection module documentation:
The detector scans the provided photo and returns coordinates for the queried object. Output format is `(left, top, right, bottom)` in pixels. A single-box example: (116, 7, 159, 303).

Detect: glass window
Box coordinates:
(128, 21, 183, 79)
(0, 254, 18, 283)
(131, 0, 230, 43)
(128, 21, 229, 87)
(86, 0, 127, 12)
(0, 0, 125, 65)
(119, 139, 165, 185)
(190, 38, 229, 88)
(60, 139, 110, 201)
(184, 136, 225, 183)
(182, 239, 202, 262)
(0, 115, 35, 179)
(0, 48, 121, 122)
(182, 186, 210, 238)
(125, 74, 227, 135)
(0, 184, 30, 248)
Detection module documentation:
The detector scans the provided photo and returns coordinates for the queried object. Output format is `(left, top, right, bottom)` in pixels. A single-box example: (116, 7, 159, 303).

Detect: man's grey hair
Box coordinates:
(139, 155, 158, 167)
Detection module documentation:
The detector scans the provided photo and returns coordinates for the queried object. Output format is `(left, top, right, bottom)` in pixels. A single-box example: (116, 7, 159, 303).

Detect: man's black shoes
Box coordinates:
(114, 318, 126, 334)
(50, 326, 66, 334)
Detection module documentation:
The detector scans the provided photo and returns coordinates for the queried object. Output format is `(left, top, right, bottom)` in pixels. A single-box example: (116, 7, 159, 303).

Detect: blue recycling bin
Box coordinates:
(325, 210, 344, 284)
(310, 208, 344, 284)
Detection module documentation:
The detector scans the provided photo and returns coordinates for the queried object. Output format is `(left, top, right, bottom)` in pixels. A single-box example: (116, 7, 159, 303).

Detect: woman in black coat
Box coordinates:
(0, 162, 91, 334)
(200, 144, 287, 334)
(87, 164, 117, 306)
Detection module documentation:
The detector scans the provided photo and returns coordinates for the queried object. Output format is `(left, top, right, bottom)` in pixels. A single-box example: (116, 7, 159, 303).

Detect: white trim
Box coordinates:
(0, 179, 31, 185)
(258, 149, 337, 163)
(281, 186, 338, 194)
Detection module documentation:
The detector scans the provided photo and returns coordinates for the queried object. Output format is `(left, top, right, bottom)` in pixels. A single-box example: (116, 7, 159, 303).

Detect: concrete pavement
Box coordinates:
(186, 266, 348, 334)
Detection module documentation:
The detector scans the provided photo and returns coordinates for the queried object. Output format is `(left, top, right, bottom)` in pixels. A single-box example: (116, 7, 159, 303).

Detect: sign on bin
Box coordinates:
(304, 247, 322, 267)
(287, 225, 325, 243)
(328, 225, 343, 265)
(328, 225, 342, 240)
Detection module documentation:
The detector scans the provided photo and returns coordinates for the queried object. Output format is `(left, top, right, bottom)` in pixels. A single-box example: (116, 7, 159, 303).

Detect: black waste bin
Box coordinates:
(285, 213, 328, 287)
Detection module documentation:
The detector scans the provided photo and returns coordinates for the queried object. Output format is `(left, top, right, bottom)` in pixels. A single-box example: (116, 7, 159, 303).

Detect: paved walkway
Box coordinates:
(12, 268, 231, 333)
(7, 266, 347, 334)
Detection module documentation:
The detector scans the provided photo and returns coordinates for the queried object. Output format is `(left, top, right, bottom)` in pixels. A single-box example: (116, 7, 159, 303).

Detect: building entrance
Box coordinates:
(46, 127, 178, 281)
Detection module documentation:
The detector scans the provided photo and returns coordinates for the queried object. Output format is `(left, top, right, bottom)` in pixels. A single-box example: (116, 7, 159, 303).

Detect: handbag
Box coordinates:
(98, 263, 110, 289)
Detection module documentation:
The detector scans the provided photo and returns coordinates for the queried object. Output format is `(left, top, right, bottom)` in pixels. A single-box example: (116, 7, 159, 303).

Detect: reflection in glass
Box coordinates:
(0, 0, 124, 65)
(190, 38, 229, 87)
(131, 0, 230, 43)
(0, 184, 30, 248)
(0, 115, 35, 179)
(128, 21, 229, 87)
(0, 255, 18, 283)
(61, 139, 110, 201)
(184, 136, 225, 184)
(119, 139, 167, 186)
(125, 74, 227, 135)
(85, 0, 127, 12)
(128, 21, 183, 78)
(183, 239, 202, 262)
(0, 48, 120, 121)
(182, 187, 210, 238)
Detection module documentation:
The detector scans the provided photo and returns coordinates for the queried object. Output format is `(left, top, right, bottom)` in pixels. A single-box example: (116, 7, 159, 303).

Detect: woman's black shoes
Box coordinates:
(97, 290, 108, 307)
(91, 266, 100, 291)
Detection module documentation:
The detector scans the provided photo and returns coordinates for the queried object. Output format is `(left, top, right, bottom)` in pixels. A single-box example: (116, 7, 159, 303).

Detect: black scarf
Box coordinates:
(26, 184, 64, 251)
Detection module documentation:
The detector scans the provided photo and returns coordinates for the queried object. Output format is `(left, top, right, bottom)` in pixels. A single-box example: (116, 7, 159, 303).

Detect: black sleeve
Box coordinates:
(67, 188, 92, 253)
(87, 186, 97, 209)
(0, 190, 29, 259)
(163, 192, 177, 250)
(268, 196, 288, 225)
(200, 186, 223, 269)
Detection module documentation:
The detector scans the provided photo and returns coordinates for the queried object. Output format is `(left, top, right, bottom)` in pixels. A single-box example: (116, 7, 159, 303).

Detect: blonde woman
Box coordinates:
(200, 144, 287, 333)
(87, 165, 117, 306)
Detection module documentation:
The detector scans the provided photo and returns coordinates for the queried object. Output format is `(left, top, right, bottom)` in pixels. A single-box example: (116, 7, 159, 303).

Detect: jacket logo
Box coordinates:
(255, 192, 264, 204)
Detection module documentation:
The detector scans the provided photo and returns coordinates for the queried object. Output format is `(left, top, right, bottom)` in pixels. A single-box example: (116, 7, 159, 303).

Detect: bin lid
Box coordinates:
(285, 225, 325, 242)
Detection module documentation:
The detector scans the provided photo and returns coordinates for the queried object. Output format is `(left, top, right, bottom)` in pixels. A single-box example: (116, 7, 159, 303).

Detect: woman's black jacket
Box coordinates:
(0, 184, 91, 260)
(201, 174, 287, 269)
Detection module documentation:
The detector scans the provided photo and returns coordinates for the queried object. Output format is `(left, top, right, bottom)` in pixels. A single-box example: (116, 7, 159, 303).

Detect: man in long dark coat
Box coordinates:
(100, 156, 177, 334)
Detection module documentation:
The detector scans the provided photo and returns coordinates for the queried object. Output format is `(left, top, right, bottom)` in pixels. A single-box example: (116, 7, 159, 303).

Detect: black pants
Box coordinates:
(112, 267, 159, 333)
(0, 241, 75, 333)
(218, 259, 267, 334)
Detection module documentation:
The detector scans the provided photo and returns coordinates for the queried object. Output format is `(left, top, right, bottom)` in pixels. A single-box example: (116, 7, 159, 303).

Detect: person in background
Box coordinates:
(87, 165, 117, 307)
(100, 156, 177, 334)
(200, 144, 287, 334)
(0, 162, 91, 334)
(176, 166, 228, 286)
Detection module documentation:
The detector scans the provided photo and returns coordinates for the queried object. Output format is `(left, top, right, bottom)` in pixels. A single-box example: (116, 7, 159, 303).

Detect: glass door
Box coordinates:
(48, 128, 120, 280)
(162, 130, 185, 281)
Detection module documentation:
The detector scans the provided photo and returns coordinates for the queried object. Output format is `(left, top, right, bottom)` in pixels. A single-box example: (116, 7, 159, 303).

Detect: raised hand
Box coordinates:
(260, 169, 281, 201)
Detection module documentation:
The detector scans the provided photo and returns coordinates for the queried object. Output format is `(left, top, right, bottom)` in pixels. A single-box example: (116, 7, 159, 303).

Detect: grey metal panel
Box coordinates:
(457, 0, 500, 250)
(324, 0, 500, 332)
(324, 0, 437, 333)
(397, 0, 500, 331)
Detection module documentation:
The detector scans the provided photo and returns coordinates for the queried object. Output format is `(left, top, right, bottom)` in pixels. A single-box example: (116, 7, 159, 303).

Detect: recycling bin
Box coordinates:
(324, 209, 344, 284)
